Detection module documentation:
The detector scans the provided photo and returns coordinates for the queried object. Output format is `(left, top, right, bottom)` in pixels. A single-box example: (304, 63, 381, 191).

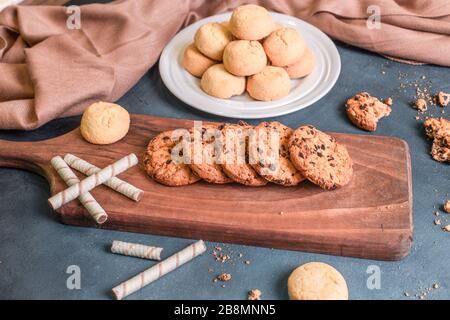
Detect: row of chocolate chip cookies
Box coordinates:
(143, 122, 353, 190)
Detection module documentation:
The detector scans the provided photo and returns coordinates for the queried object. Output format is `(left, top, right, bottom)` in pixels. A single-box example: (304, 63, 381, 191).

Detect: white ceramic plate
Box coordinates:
(159, 12, 341, 119)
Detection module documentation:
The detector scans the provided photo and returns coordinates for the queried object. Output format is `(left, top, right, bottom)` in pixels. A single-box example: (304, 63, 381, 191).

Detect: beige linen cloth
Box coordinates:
(0, 0, 449, 130)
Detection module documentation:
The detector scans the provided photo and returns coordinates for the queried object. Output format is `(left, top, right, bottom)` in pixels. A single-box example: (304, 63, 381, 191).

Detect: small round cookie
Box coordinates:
(143, 130, 201, 186)
(250, 122, 305, 186)
(80, 101, 130, 145)
(188, 124, 233, 184)
(263, 28, 306, 66)
(288, 262, 348, 300)
(183, 44, 217, 78)
(247, 66, 291, 101)
(284, 48, 315, 79)
(229, 4, 274, 40)
(289, 125, 353, 190)
(201, 64, 246, 99)
(223, 40, 267, 76)
(194, 22, 233, 61)
(221, 122, 268, 187)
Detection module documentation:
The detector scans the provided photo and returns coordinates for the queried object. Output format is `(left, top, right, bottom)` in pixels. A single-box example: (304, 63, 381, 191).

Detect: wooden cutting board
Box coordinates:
(0, 114, 413, 261)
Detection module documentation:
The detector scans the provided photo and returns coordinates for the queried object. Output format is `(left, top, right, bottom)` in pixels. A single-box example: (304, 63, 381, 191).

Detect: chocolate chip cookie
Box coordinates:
(289, 125, 353, 190)
(221, 122, 268, 186)
(143, 130, 201, 186)
(345, 92, 392, 131)
(250, 122, 304, 186)
(187, 124, 233, 184)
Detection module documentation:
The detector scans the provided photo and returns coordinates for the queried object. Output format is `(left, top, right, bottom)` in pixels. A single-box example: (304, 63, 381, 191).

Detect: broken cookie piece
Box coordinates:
(345, 92, 392, 131)
(423, 117, 450, 163)
(444, 200, 450, 213)
(247, 289, 262, 300)
(437, 91, 450, 107)
(414, 99, 427, 112)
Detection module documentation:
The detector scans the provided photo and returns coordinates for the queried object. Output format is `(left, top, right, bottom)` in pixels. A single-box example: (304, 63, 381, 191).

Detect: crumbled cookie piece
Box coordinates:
(437, 91, 450, 107)
(247, 289, 262, 300)
(345, 92, 392, 131)
(431, 135, 450, 163)
(444, 200, 450, 213)
(217, 273, 232, 282)
(414, 99, 427, 112)
(423, 117, 450, 163)
(384, 97, 393, 106)
(442, 225, 450, 232)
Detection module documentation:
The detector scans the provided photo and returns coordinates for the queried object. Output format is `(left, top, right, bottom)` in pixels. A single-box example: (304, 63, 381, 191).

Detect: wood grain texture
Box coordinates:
(0, 114, 413, 260)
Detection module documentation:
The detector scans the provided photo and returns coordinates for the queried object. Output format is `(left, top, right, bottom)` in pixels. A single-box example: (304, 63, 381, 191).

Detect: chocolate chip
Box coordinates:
(166, 159, 172, 165)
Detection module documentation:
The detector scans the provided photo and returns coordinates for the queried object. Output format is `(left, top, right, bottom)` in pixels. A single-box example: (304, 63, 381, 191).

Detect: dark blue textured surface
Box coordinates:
(0, 0, 449, 300)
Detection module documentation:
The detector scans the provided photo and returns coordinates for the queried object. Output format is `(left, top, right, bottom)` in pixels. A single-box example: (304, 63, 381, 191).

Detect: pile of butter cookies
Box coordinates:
(183, 4, 315, 101)
(143, 121, 353, 190)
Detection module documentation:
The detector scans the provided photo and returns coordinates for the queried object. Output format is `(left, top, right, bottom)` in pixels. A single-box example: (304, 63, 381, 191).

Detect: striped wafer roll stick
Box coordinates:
(112, 240, 207, 300)
(64, 154, 143, 202)
(111, 240, 163, 261)
(48, 153, 138, 210)
(50, 156, 108, 224)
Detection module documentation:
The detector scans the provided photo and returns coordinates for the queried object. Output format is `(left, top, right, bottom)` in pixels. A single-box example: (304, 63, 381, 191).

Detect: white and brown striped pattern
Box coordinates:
(48, 153, 138, 210)
(111, 240, 163, 261)
(112, 240, 206, 300)
(50, 156, 108, 224)
(64, 154, 144, 202)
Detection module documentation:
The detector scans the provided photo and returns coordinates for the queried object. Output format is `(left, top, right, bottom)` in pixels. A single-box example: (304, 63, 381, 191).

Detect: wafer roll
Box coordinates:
(51, 156, 108, 224)
(64, 154, 143, 202)
(111, 241, 163, 261)
(112, 240, 206, 300)
(48, 153, 138, 210)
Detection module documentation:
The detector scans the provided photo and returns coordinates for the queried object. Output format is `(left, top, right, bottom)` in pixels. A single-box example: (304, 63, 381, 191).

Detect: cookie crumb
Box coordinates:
(432, 283, 440, 289)
(434, 218, 441, 225)
(404, 292, 409, 297)
(442, 225, 450, 232)
(413, 99, 427, 112)
(279, 211, 284, 215)
(247, 289, 262, 300)
(444, 200, 450, 213)
(384, 97, 393, 106)
(437, 91, 450, 107)
(244, 260, 251, 265)
(217, 273, 232, 282)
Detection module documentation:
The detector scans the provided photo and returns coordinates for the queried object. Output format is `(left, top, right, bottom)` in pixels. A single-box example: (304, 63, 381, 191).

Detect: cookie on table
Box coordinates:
(194, 22, 233, 61)
(424, 117, 450, 139)
(223, 40, 267, 76)
(424, 117, 450, 163)
(187, 124, 233, 184)
(143, 130, 201, 186)
(263, 28, 306, 67)
(345, 92, 392, 131)
(80, 101, 130, 145)
(249, 122, 305, 186)
(221, 122, 268, 186)
(200, 64, 246, 99)
(183, 44, 217, 78)
(288, 262, 348, 300)
(229, 4, 274, 40)
(437, 91, 450, 107)
(289, 125, 353, 190)
(284, 47, 315, 79)
(431, 135, 450, 163)
(247, 66, 291, 101)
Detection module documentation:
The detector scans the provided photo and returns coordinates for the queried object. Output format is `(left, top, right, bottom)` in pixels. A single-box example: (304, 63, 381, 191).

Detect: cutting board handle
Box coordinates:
(0, 138, 49, 176)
